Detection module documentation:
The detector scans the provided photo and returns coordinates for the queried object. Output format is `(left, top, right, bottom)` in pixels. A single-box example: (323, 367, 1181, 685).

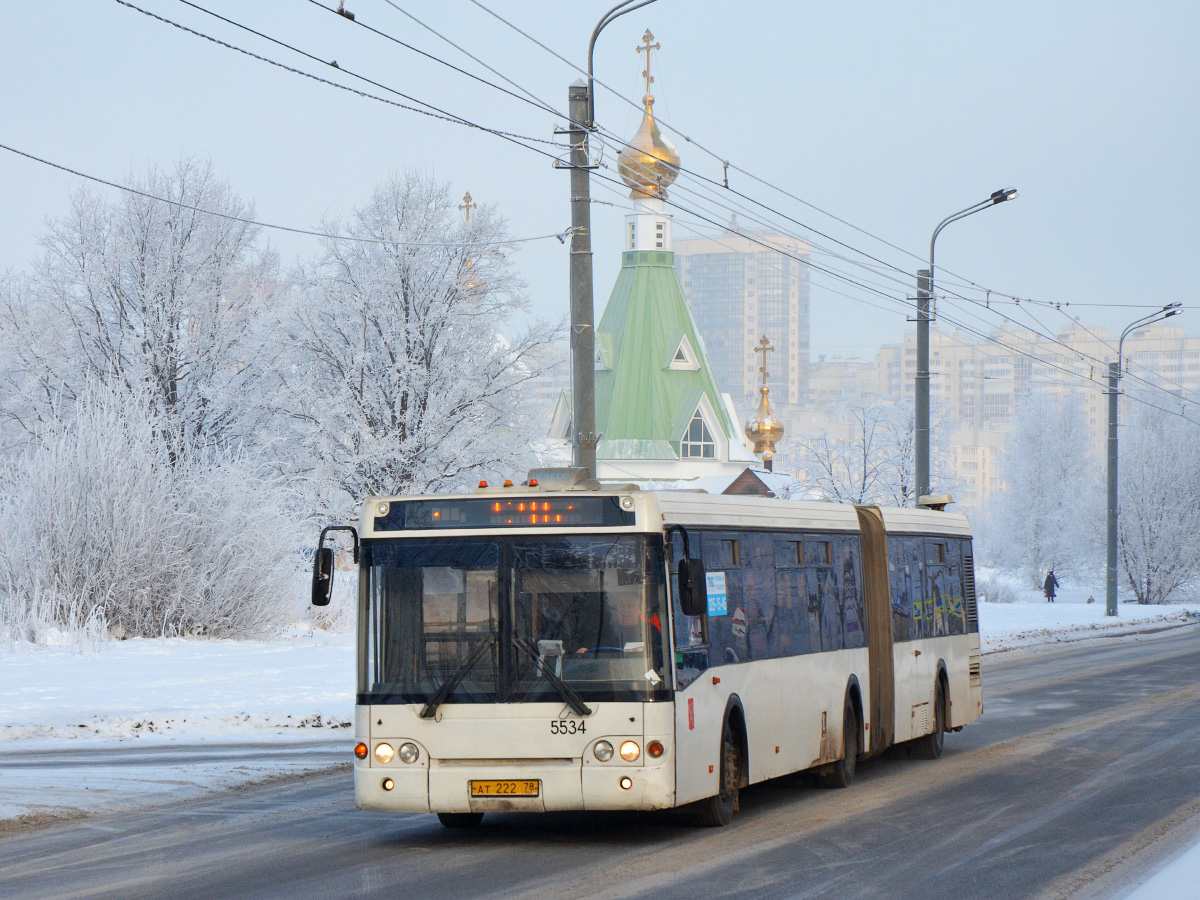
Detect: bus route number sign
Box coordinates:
(706, 571, 728, 616)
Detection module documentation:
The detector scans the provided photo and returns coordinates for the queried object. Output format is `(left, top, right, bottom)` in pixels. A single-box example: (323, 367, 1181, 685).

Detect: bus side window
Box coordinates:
(702, 532, 745, 665)
(835, 535, 866, 649)
(669, 531, 708, 690)
(943, 540, 965, 635)
(888, 539, 911, 643)
(809, 536, 841, 653)
(905, 538, 927, 639)
(742, 533, 776, 660)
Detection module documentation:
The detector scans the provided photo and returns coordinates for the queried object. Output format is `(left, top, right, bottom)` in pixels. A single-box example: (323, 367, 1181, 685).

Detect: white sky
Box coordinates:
(2, 0, 1197, 359)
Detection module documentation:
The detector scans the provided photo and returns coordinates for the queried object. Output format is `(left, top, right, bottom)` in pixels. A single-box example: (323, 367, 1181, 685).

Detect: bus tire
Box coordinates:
(437, 812, 484, 828)
(818, 699, 858, 789)
(693, 722, 739, 827)
(912, 680, 946, 760)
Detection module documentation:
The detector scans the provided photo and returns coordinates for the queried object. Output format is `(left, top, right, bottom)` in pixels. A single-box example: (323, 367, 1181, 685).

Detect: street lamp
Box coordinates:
(915, 187, 1017, 503)
(1105, 303, 1182, 616)
(564, 0, 658, 477)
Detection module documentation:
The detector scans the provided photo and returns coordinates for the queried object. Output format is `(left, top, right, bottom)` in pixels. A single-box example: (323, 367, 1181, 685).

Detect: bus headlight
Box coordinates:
(619, 740, 641, 762)
(374, 743, 394, 764)
(593, 740, 614, 762)
(398, 742, 420, 764)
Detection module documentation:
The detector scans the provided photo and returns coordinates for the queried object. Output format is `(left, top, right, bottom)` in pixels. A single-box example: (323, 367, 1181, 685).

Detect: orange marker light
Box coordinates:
(354, 743, 368, 760)
(478, 480, 488, 488)
(647, 741, 664, 759)
(504, 479, 513, 487)
(529, 479, 539, 487)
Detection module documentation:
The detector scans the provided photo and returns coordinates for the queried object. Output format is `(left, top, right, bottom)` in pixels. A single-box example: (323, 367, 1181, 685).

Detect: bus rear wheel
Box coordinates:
(437, 812, 484, 828)
(694, 723, 739, 827)
(912, 680, 946, 760)
(818, 700, 858, 789)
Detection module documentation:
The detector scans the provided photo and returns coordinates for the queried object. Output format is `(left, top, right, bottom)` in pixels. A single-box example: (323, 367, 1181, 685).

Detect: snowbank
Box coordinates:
(0, 627, 354, 744)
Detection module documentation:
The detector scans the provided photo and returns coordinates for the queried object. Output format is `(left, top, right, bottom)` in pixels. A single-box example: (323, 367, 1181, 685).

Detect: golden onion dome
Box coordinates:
(745, 386, 785, 454)
(617, 92, 680, 199)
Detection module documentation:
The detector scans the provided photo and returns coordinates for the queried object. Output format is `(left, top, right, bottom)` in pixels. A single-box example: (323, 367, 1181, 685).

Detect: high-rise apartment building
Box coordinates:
(674, 228, 811, 412)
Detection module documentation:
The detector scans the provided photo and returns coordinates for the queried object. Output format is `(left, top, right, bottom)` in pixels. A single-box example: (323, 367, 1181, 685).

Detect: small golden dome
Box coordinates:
(745, 336, 785, 468)
(745, 387, 785, 453)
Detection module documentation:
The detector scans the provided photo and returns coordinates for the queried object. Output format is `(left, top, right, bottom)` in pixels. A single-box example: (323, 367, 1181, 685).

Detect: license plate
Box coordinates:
(470, 780, 540, 797)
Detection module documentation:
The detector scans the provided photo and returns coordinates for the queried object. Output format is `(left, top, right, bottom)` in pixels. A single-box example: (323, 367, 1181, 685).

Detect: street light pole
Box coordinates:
(915, 188, 1017, 503)
(1104, 304, 1182, 616)
(563, 0, 657, 478)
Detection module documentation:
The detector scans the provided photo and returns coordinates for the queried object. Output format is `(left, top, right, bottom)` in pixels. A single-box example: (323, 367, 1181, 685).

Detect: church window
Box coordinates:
(681, 411, 716, 459)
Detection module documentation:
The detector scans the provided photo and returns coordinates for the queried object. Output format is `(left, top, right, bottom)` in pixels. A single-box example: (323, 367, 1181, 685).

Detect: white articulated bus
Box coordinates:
(311, 472, 982, 828)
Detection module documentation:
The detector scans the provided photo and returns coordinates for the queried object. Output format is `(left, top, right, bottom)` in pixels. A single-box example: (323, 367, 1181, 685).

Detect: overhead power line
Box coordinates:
(0, 141, 572, 247)
(119, 0, 1200, 427)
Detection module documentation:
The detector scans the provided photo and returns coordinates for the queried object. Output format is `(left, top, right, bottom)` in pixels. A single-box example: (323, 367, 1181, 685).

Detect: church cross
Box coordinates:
(755, 335, 774, 386)
(637, 30, 660, 96)
(458, 191, 477, 223)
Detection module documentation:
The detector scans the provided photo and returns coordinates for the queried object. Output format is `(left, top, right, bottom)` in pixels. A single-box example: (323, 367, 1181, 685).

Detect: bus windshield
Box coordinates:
(360, 535, 670, 706)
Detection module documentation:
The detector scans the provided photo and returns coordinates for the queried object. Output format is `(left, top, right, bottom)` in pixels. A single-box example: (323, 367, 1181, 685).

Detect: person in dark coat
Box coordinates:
(1043, 569, 1060, 603)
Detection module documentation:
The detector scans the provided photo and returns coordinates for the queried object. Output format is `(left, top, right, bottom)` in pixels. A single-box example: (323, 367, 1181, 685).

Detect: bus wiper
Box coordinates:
(512, 637, 592, 717)
(420, 636, 494, 719)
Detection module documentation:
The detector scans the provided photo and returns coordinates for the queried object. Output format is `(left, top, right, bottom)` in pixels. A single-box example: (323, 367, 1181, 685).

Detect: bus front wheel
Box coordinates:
(437, 812, 484, 828)
(694, 723, 739, 827)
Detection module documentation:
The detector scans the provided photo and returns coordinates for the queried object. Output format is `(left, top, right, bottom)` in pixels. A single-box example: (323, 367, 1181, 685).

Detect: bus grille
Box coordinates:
(963, 553, 979, 633)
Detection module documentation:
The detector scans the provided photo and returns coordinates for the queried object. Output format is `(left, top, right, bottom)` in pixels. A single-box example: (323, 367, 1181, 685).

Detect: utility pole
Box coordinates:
(1105, 361, 1119, 617)
(1104, 304, 1181, 616)
(915, 268, 932, 503)
(915, 188, 1017, 503)
(560, 0, 656, 478)
(566, 81, 598, 475)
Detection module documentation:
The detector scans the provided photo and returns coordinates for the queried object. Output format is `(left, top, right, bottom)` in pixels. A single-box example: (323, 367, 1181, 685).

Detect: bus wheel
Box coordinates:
(694, 723, 739, 827)
(818, 700, 858, 789)
(912, 681, 946, 760)
(437, 812, 484, 828)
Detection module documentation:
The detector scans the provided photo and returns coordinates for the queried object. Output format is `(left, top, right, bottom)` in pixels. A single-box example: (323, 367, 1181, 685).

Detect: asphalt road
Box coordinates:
(4, 626, 1200, 900)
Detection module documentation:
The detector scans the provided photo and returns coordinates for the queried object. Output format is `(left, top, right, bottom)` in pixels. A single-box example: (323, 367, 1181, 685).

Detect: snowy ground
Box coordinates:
(3, 583, 1199, 875)
(976, 570, 1200, 653)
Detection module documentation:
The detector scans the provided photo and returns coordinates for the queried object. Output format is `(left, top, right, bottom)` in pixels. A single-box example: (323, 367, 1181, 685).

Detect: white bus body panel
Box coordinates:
(673, 649, 869, 806)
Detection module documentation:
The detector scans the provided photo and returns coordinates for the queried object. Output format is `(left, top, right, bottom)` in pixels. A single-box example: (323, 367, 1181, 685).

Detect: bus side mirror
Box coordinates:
(312, 547, 335, 607)
(678, 558, 708, 617)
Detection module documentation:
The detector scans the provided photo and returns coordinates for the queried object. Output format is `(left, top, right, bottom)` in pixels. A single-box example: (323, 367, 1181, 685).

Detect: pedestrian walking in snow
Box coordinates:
(1043, 569, 1059, 603)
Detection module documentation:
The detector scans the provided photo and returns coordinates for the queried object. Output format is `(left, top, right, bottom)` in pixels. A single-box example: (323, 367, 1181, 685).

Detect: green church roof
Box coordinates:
(594, 249, 746, 460)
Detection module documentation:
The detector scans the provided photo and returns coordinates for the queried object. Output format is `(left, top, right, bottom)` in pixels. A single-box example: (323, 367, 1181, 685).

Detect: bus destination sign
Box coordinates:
(373, 497, 635, 531)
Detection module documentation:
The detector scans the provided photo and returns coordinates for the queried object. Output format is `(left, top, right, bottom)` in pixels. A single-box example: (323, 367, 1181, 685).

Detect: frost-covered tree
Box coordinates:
(0, 159, 278, 459)
(1118, 405, 1200, 604)
(788, 397, 948, 507)
(0, 380, 303, 642)
(278, 173, 559, 509)
(984, 392, 1101, 583)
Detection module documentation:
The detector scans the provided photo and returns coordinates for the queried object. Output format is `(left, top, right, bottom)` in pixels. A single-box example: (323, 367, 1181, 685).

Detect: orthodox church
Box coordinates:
(551, 32, 784, 492)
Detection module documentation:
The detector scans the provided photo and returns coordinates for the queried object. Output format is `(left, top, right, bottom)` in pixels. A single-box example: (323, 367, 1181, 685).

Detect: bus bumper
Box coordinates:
(355, 756, 674, 813)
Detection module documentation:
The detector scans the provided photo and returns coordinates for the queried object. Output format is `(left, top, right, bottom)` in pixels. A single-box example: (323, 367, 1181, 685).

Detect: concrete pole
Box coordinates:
(1105, 361, 1119, 616)
(567, 80, 598, 476)
(915, 268, 932, 504)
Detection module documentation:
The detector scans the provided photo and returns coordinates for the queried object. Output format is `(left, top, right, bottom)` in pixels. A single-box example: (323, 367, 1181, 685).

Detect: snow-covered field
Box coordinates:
(2, 587, 1198, 839)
